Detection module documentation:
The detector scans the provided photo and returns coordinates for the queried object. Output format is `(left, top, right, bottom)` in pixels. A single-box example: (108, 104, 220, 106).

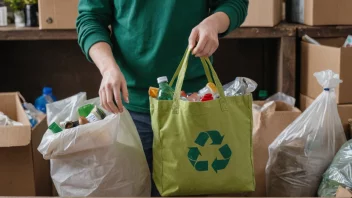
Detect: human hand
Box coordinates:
(188, 18, 220, 57)
(99, 67, 129, 114)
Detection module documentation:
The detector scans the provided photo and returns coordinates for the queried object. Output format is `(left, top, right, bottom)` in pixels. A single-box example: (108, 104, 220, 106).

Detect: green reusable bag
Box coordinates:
(150, 48, 255, 196)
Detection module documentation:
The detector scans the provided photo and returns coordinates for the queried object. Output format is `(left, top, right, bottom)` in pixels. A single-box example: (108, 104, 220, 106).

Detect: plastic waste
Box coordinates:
(35, 87, 57, 113)
(266, 70, 347, 197)
(266, 92, 296, 107)
(302, 34, 321, 45)
(223, 77, 257, 96)
(201, 93, 213, 102)
(38, 93, 151, 197)
(157, 76, 174, 100)
(0, 112, 23, 126)
(318, 139, 352, 197)
(343, 35, 352, 48)
(198, 82, 218, 98)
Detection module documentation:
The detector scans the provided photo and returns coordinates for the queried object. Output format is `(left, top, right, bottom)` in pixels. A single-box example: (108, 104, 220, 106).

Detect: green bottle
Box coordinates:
(157, 76, 174, 100)
(258, 90, 268, 100)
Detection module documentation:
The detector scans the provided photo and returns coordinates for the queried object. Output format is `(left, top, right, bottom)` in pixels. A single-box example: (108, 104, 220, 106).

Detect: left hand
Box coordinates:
(188, 18, 219, 57)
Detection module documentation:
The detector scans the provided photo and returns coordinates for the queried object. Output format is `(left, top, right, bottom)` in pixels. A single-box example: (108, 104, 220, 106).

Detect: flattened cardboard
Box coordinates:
(249, 101, 301, 197)
(301, 39, 352, 104)
(336, 186, 352, 197)
(300, 94, 352, 138)
(242, 0, 282, 27)
(287, 0, 352, 26)
(0, 93, 31, 147)
(39, 0, 79, 29)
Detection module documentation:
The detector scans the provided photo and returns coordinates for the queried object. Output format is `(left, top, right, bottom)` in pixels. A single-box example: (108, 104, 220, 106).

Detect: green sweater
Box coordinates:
(77, 0, 248, 113)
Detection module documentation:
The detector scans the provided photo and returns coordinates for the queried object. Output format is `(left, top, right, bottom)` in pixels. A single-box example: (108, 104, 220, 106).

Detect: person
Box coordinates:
(76, 0, 248, 196)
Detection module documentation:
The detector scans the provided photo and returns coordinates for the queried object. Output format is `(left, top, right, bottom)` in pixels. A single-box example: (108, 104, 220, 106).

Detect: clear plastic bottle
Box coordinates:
(157, 76, 174, 100)
(35, 87, 57, 113)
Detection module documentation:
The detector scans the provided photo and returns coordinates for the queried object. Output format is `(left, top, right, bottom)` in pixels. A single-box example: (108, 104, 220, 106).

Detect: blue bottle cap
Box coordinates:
(43, 87, 53, 95)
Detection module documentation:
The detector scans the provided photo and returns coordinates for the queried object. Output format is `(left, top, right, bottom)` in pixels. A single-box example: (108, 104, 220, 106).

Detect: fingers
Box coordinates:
(99, 88, 109, 112)
(121, 80, 129, 104)
(192, 32, 207, 57)
(113, 85, 123, 113)
(106, 84, 119, 114)
(188, 28, 198, 50)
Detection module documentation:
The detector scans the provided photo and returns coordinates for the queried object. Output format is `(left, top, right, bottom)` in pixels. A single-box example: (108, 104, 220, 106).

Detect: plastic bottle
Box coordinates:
(35, 87, 57, 113)
(201, 93, 214, 102)
(258, 90, 268, 100)
(198, 82, 218, 98)
(157, 76, 174, 100)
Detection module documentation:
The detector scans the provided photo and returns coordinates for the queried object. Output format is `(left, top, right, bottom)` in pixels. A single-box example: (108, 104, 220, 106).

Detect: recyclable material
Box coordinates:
(38, 92, 151, 197)
(157, 76, 174, 100)
(302, 34, 321, 45)
(49, 122, 63, 133)
(201, 93, 213, 102)
(266, 92, 296, 107)
(35, 87, 57, 113)
(187, 93, 200, 102)
(198, 82, 218, 98)
(149, 87, 159, 98)
(86, 105, 106, 123)
(62, 121, 79, 129)
(343, 35, 352, 48)
(258, 90, 268, 100)
(78, 104, 95, 117)
(318, 139, 352, 197)
(0, 112, 23, 126)
(336, 186, 352, 197)
(180, 91, 187, 98)
(223, 77, 257, 97)
(266, 70, 347, 197)
(23, 102, 45, 128)
(79, 116, 89, 125)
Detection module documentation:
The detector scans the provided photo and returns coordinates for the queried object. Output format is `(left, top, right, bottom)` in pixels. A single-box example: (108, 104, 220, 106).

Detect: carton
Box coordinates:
(300, 94, 352, 138)
(336, 186, 352, 197)
(287, 0, 352, 26)
(301, 38, 352, 104)
(0, 93, 51, 196)
(249, 101, 301, 197)
(38, 0, 79, 29)
(241, 0, 282, 27)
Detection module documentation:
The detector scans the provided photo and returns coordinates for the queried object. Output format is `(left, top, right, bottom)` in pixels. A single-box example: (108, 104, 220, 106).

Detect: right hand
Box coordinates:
(99, 67, 129, 114)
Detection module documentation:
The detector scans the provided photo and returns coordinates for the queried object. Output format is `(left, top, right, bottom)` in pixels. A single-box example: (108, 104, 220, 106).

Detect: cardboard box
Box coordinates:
(300, 94, 352, 138)
(0, 93, 51, 196)
(301, 39, 352, 104)
(336, 186, 352, 197)
(287, 0, 352, 26)
(38, 0, 79, 29)
(241, 0, 282, 27)
(249, 101, 301, 197)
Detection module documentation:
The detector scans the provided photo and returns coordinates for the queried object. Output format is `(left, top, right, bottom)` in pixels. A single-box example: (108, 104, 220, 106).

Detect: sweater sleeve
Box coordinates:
(210, 0, 249, 37)
(76, 0, 114, 62)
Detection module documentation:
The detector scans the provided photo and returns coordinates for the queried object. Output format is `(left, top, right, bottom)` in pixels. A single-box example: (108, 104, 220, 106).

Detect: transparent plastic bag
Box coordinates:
(223, 77, 257, 96)
(38, 93, 151, 197)
(318, 139, 352, 197)
(266, 70, 347, 197)
(266, 92, 296, 107)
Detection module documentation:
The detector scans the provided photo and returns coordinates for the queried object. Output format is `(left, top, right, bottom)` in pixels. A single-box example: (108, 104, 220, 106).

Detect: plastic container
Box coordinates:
(35, 87, 57, 113)
(157, 76, 174, 100)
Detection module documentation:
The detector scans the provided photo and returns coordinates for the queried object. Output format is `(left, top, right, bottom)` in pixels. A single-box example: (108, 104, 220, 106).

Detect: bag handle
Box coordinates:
(171, 48, 228, 114)
(169, 50, 213, 86)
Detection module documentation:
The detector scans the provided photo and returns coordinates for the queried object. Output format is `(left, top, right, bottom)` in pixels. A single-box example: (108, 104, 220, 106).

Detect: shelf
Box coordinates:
(0, 25, 77, 40)
(297, 25, 352, 38)
(0, 23, 298, 41)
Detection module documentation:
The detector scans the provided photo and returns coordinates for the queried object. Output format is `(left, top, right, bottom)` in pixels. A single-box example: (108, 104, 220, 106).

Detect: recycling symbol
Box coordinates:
(188, 130, 232, 173)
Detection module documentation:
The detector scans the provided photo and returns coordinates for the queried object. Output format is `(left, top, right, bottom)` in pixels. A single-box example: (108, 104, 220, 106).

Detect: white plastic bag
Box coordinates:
(266, 70, 347, 197)
(266, 92, 296, 107)
(38, 93, 151, 197)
